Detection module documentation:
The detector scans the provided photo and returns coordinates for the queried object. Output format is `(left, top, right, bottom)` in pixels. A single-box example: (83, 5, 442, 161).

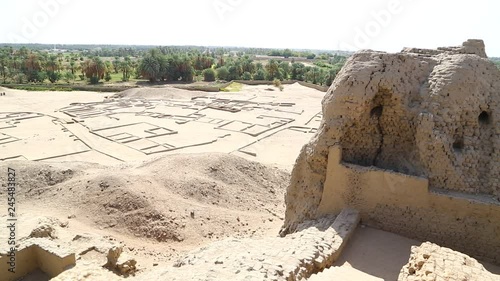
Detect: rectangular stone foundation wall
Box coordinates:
(0, 239, 76, 281)
(317, 146, 500, 264)
(35, 245, 75, 277)
(0, 246, 38, 281)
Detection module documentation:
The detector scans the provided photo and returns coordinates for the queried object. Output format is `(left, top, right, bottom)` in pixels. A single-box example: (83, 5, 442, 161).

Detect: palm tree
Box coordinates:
(82, 57, 106, 84)
(139, 55, 160, 82)
(0, 51, 9, 83)
(69, 59, 77, 74)
(120, 57, 132, 81)
(25, 53, 44, 82)
(265, 59, 280, 80)
(57, 53, 64, 72)
(45, 55, 59, 72)
(112, 57, 120, 73)
(10, 55, 21, 73)
(25, 53, 42, 70)
(306, 67, 324, 85)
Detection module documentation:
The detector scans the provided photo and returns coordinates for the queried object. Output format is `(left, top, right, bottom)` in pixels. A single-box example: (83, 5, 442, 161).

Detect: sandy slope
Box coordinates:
(0, 153, 289, 274)
(0, 153, 289, 240)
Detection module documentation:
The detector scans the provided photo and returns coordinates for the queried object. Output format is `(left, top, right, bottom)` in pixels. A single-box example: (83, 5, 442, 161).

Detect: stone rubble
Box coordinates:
(105, 246, 138, 276)
(398, 242, 500, 281)
(136, 209, 359, 281)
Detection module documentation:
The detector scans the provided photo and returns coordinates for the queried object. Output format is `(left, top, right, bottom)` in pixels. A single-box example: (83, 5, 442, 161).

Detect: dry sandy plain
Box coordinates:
(0, 83, 321, 170)
(0, 84, 498, 280)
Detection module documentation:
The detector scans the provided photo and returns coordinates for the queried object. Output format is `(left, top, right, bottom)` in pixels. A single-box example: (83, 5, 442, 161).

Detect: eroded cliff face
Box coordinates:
(281, 40, 500, 235)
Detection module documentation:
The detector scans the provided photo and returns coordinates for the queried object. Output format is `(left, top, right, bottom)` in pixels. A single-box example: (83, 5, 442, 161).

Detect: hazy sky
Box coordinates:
(1, 0, 499, 56)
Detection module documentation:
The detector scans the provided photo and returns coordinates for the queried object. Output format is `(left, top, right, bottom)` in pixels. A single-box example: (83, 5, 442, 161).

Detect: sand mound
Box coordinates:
(0, 161, 80, 197)
(77, 174, 185, 242)
(140, 153, 288, 211)
(2, 153, 289, 243)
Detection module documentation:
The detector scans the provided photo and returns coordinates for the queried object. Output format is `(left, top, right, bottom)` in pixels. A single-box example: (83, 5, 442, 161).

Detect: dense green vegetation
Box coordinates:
(491, 58, 500, 70)
(209, 52, 347, 86)
(0, 44, 349, 89)
(267, 48, 317, 59)
(0, 46, 139, 85)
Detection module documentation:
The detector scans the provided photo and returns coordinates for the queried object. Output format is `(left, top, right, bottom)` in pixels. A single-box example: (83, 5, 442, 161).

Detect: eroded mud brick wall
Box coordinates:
(281, 40, 500, 262)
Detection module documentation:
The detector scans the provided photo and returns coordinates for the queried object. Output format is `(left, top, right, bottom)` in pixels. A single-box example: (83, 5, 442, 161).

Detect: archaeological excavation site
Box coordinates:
(0, 39, 499, 281)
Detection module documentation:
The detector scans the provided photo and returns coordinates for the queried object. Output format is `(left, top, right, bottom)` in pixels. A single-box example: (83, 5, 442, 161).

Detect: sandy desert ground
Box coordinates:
(0, 84, 499, 280)
(0, 83, 322, 170)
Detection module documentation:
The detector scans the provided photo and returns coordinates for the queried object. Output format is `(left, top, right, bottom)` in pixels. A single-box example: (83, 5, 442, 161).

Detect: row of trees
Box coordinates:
(0, 47, 68, 84)
(136, 48, 347, 86)
(138, 49, 196, 82)
(0, 47, 138, 84)
(205, 55, 346, 86)
(0, 45, 348, 86)
(267, 48, 318, 59)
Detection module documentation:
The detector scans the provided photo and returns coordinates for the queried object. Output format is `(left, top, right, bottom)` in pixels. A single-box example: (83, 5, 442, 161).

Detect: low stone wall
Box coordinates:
(398, 242, 499, 281)
(296, 81, 329, 92)
(317, 146, 500, 264)
(0, 239, 76, 281)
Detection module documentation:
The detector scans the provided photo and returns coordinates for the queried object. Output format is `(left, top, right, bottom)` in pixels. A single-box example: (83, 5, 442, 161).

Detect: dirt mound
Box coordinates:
(0, 161, 80, 197)
(6, 153, 289, 244)
(73, 174, 185, 242)
(140, 153, 289, 211)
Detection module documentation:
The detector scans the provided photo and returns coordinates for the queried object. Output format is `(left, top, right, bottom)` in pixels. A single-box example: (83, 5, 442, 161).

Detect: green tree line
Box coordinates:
(137, 47, 347, 86)
(207, 53, 346, 86)
(0, 45, 348, 87)
(0, 46, 139, 84)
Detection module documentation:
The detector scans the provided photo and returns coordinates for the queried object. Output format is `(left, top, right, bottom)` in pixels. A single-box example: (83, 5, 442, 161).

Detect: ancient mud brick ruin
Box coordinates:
(281, 39, 500, 263)
(0, 238, 76, 281)
(399, 242, 499, 281)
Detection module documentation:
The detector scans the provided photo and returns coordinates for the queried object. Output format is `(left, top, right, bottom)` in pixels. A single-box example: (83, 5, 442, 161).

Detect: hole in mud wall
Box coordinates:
(370, 106, 383, 118)
(477, 110, 494, 195)
(478, 111, 490, 125)
(453, 138, 464, 152)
